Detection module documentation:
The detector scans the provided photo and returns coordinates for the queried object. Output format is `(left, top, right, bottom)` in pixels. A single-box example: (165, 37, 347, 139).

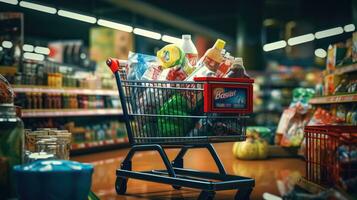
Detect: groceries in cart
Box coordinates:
(107, 36, 252, 139)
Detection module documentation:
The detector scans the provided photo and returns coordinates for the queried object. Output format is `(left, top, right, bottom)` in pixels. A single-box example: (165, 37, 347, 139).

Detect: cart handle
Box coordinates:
(106, 58, 120, 73)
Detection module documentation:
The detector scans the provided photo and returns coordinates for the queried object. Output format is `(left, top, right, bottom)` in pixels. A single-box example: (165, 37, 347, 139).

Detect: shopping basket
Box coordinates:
(107, 58, 255, 200)
(304, 125, 357, 191)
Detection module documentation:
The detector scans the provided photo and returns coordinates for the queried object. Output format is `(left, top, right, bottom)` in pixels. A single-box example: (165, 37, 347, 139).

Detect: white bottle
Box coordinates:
(181, 34, 198, 66)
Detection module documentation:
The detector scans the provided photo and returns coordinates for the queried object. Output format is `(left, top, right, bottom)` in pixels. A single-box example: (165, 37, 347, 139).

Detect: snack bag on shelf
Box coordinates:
(276, 88, 315, 147)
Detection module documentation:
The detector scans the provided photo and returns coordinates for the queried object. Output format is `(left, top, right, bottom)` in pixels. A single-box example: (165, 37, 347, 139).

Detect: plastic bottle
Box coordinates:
(186, 39, 226, 81)
(216, 52, 234, 77)
(224, 57, 250, 78)
(181, 35, 198, 66)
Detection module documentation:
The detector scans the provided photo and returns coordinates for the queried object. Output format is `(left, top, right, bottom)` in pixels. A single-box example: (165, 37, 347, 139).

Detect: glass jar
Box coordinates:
(0, 104, 24, 198)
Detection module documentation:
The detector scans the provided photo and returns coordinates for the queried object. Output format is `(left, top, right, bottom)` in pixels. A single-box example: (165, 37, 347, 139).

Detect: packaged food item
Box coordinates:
(216, 52, 233, 77)
(326, 43, 346, 72)
(156, 44, 195, 77)
(186, 39, 226, 81)
(127, 52, 159, 81)
(224, 57, 250, 78)
(157, 94, 193, 136)
(181, 34, 198, 66)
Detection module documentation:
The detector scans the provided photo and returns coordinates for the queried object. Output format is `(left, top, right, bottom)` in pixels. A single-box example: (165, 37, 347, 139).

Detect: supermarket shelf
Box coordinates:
(71, 137, 128, 151)
(0, 66, 17, 74)
(21, 108, 123, 118)
(13, 85, 118, 96)
(310, 93, 357, 104)
(333, 63, 357, 75)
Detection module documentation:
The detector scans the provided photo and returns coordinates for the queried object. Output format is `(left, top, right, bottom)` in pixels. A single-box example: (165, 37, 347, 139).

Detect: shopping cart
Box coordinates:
(304, 125, 357, 191)
(107, 58, 255, 200)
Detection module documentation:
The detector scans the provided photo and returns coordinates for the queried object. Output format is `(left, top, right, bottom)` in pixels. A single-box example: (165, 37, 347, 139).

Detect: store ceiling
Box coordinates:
(0, 0, 354, 55)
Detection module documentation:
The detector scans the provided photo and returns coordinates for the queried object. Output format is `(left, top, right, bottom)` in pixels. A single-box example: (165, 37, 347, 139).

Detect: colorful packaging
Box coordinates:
(216, 52, 233, 77)
(224, 57, 250, 78)
(127, 52, 159, 80)
(353, 32, 357, 62)
(181, 34, 198, 66)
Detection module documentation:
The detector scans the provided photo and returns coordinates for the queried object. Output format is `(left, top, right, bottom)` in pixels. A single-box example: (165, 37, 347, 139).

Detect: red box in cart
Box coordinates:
(194, 77, 254, 114)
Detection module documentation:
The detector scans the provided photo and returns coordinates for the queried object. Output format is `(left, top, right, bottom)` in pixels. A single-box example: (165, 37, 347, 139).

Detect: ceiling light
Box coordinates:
(133, 28, 161, 40)
(97, 19, 133, 32)
(23, 52, 45, 61)
(34, 46, 50, 55)
(0, 47, 3, 51)
(23, 44, 34, 52)
(2, 41, 13, 48)
(162, 35, 182, 44)
(0, 0, 18, 5)
(19, 1, 56, 14)
(263, 40, 286, 52)
(315, 27, 343, 39)
(58, 9, 96, 24)
(344, 24, 355, 32)
(287, 33, 315, 46)
(314, 48, 327, 58)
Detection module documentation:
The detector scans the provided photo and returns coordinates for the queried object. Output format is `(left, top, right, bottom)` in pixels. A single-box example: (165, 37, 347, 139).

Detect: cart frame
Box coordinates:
(108, 59, 255, 200)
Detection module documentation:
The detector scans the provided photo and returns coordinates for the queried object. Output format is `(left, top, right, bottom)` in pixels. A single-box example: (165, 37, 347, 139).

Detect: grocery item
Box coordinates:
(181, 34, 198, 66)
(326, 43, 346, 72)
(224, 57, 250, 78)
(353, 32, 357, 62)
(232, 136, 268, 160)
(246, 126, 273, 144)
(156, 44, 195, 77)
(186, 39, 226, 81)
(157, 94, 193, 136)
(127, 51, 159, 81)
(216, 52, 233, 77)
(13, 160, 93, 200)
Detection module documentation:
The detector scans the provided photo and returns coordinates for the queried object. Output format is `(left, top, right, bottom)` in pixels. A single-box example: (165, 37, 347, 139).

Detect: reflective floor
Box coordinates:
(72, 142, 304, 200)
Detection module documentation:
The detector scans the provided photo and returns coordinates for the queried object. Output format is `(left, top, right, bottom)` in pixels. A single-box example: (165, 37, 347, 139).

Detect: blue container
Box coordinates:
(13, 160, 93, 200)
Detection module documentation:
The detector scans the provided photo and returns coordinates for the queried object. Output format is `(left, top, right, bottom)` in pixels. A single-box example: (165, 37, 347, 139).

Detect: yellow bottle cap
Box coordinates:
(214, 39, 226, 50)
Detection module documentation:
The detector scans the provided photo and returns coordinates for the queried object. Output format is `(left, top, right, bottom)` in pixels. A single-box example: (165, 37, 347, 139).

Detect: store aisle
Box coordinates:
(72, 143, 305, 200)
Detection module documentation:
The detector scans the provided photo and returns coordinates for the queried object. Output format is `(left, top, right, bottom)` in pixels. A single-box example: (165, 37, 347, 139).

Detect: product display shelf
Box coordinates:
(21, 108, 123, 118)
(309, 93, 357, 104)
(71, 137, 128, 151)
(333, 63, 357, 75)
(0, 66, 17, 74)
(13, 85, 118, 96)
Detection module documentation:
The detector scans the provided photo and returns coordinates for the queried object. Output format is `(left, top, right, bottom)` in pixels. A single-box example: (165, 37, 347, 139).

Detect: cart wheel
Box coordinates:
(235, 187, 252, 200)
(115, 177, 127, 195)
(198, 191, 215, 200)
(172, 185, 182, 190)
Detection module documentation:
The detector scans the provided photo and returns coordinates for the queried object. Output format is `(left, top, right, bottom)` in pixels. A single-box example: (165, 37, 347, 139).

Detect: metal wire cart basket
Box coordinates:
(107, 58, 255, 200)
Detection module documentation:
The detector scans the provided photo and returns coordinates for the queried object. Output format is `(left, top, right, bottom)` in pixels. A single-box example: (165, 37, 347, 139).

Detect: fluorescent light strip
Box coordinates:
(287, 33, 314, 46)
(2, 40, 13, 48)
(344, 24, 355, 32)
(97, 19, 133, 32)
(23, 44, 34, 52)
(0, 0, 18, 5)
(133, 28, 161, 40)
(315, 27, 343, 39)
(19, 1, 56, 14)
(162, 35, 182, 44)
(263, 40, 286, 52)
(314, 48, 327, 58)
(34, 46, 50, 55)
(58, 9, 96, 24)
(23, 52, 45, 61)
